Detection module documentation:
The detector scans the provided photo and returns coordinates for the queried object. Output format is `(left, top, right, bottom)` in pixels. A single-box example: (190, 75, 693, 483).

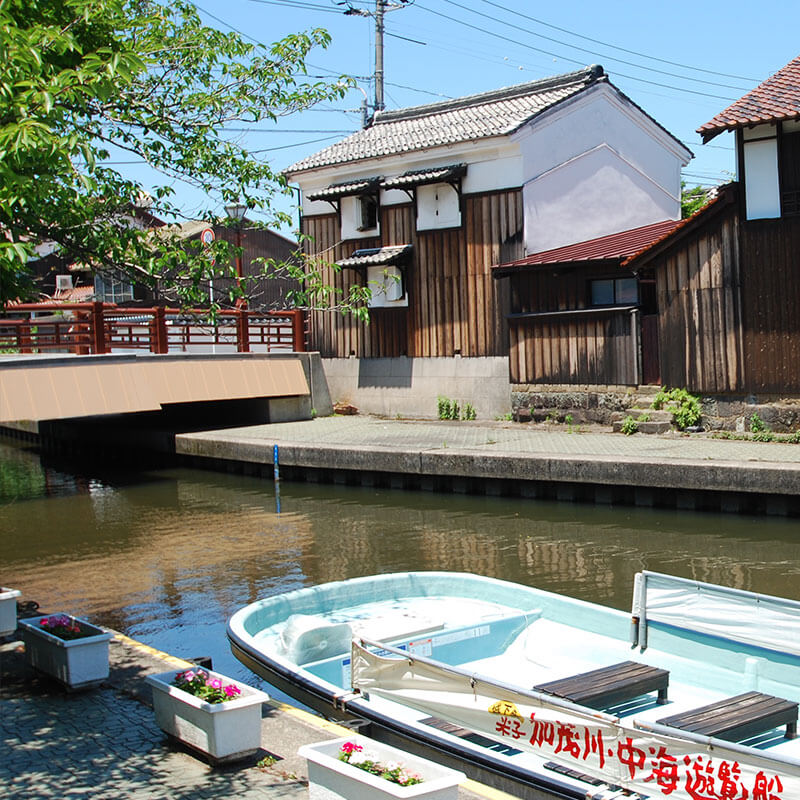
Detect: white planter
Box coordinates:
(146, 669, 269, 764)
(19, 614, 112, 690)
(0, 587, 21, 637)
(299, 735, 465, 800)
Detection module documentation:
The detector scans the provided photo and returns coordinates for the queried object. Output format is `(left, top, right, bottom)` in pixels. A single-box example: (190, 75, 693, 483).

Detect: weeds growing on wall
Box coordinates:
(651, 387, 702, 430)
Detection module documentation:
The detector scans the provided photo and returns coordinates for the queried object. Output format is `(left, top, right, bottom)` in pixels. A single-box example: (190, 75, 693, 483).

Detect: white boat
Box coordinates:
(228, 571, 800, 799)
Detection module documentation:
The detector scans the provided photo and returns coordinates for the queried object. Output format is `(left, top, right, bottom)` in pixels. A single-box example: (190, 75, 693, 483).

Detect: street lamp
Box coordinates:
(225, 203, 248, 306)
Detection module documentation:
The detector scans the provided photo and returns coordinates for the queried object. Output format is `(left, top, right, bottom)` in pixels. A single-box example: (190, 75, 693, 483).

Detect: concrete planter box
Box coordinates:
(0, 587, 21, 637)
(146, 669, 269, 764)
(19, 614, 112, 689)
(299, 735, 465, 800)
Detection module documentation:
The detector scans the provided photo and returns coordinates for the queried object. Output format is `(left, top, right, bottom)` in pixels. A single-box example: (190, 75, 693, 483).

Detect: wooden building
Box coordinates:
(286, 67, 689, 416)
(493, 219, 682, 387)
(626, 53, 800, 396)
(172, 220, 299, 311)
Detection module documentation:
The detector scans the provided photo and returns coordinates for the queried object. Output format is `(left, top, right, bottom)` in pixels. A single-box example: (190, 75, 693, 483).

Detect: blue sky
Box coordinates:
(139, 0, 800, 231)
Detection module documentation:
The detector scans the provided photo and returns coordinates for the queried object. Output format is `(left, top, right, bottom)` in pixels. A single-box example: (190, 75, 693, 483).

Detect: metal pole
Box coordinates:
(273, 444, 281, 514)
(374, 0, 384, 112)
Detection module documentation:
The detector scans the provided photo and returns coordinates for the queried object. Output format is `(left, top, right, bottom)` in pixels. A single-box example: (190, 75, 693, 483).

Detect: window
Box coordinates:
(416, 183, 461, 230)
(590, 277, 638, 306)
(358, 195, 378, 231)
(341, 194, 380, 239)
(94, 273, 134, 303)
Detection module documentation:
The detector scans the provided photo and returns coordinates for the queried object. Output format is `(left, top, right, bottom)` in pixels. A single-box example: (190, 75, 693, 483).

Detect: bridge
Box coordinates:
(1, 302, 306, 355)
(0, 302, 330, 433)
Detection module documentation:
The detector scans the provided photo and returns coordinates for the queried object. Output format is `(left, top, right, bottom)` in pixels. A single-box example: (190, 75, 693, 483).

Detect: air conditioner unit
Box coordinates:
(55, 274, 73, 292)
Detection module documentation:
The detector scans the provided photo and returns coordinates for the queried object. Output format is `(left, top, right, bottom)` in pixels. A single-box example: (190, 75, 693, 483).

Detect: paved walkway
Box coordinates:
(181, 414, 800, 462)
(0, 632, 496, 800)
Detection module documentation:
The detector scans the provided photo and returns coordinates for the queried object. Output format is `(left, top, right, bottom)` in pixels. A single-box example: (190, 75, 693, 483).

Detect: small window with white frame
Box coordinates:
(340, 194, 380, 239)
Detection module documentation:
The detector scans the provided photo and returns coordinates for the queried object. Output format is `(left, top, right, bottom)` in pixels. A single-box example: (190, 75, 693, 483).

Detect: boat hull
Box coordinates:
(229, 571, 800, 800)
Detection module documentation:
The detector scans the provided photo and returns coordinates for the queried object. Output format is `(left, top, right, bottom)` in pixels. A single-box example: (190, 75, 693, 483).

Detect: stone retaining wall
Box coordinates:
(512, 385, 800, 433)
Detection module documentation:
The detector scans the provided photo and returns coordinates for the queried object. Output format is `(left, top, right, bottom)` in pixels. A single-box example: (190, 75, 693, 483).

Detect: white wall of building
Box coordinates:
(515, 83, 690, 252)
(296, 142, 523, 216)
(523, 145, 678, 252)
(742, 125, 781, 220)
(294, 81, 690, 256)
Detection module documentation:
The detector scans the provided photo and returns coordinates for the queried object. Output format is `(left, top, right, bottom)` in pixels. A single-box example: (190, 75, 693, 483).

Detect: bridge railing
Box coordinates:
(0, 303, 307, 355)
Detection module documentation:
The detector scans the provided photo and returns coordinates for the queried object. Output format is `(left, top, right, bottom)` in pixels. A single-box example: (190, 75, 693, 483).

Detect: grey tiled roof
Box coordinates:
(307, 177, 382, 201)
(287, 67, 605, 175)
(337, 245, 413, 268)
(382, 164, 467, 190)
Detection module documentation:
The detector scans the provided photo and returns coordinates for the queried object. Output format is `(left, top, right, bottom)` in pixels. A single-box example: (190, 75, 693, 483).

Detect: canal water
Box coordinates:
(4, 437, 800, 696)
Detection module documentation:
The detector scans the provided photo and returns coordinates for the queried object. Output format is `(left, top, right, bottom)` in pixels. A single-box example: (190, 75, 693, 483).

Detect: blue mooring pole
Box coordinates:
(273, 444, 281, 514)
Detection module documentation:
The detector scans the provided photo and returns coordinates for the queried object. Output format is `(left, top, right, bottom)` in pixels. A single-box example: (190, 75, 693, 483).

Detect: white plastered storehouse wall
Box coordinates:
(515, 82, 690, 253)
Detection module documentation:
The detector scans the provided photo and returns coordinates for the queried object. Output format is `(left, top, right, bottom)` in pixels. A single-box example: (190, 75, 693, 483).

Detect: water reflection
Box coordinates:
(4, 437, 800, 687)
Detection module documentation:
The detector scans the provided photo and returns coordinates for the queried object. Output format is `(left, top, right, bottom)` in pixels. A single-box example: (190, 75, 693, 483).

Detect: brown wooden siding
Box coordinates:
(301, 190, 522, 358)
(509, 310, 639, 385)
(739, 216, 800, 392)
(649, 208, 744, 393)
(211, 226, 299, 310)
(505, 263, 640, 385)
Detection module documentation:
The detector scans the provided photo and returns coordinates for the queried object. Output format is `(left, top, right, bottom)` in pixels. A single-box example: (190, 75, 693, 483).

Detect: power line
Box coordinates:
(247, 0, 343, 13)
(414, 2, 738, 102)
(223, 128, 357, 133)
(251, 134, 344, 153)
(473, 0, 761, 83)
(439, 0, 749, 92)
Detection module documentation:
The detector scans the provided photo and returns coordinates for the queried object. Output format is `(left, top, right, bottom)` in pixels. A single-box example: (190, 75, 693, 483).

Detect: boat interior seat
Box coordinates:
(280, 614, 354, 665)
(657, 692, 798, 742)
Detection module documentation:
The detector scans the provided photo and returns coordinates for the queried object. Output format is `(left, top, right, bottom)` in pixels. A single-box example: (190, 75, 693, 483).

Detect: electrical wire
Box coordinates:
(250, 134, 344, 153)
(472, 0, 760, 83)
(413, 2, 738, 102)
(438, 0, 749, 91)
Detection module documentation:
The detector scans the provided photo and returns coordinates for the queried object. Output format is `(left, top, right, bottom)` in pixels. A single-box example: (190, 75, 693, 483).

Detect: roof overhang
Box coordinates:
(381, 164, 467, 191)
(492, 219, 683, 277)
(337, 245, 413, 270)
(622, 185, 737, 268)
(307, 177, 382, 203)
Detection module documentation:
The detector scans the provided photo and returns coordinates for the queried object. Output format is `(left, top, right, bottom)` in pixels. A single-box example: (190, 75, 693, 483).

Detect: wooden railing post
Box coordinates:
(90, 301, 106, 354)
(289, 309, 306, 352)
(150, 306, 169, 353)
(237, 309, 251, 353)
(18, 323, 32, 354)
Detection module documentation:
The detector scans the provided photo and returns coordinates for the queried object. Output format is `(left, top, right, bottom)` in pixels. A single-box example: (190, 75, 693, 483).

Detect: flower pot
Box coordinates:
(146, 669, 269, 764)
(18, 614, 112, 690)
(0, 587, 21, 637)
(298, 735, 465, 800)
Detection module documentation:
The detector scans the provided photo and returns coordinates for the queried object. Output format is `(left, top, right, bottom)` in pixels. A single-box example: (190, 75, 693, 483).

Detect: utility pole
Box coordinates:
(374, 0, 385, 112)
(342, 1, 412, 119)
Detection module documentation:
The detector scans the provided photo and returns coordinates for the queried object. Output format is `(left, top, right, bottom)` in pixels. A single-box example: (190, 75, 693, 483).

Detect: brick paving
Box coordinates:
(0, 642, 309, 800)
(0, 636, 492, 800)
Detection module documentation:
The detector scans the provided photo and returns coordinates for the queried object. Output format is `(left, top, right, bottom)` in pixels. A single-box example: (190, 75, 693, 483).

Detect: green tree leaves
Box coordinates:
(0, 0, 352, 308)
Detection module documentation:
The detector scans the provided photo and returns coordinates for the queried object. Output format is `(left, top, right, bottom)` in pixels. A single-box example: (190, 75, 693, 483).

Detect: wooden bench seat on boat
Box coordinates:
(534, 660, 669, 709)
(657, 691, 798, 742)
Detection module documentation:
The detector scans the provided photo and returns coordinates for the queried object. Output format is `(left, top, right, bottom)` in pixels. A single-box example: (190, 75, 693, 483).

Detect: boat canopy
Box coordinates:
(632, 571, 800, 654)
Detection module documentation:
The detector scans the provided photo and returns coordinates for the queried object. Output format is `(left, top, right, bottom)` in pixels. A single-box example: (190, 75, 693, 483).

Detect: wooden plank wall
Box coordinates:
(652, 209, 743, 393)
(301, 190, 522, 358)
(739, 215, 800, 392)
(506, 264, 639, 385)
(509, 312, 638, 385)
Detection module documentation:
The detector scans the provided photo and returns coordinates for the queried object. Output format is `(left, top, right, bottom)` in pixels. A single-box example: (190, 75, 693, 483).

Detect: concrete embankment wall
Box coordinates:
(322, 357, 511, 420)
